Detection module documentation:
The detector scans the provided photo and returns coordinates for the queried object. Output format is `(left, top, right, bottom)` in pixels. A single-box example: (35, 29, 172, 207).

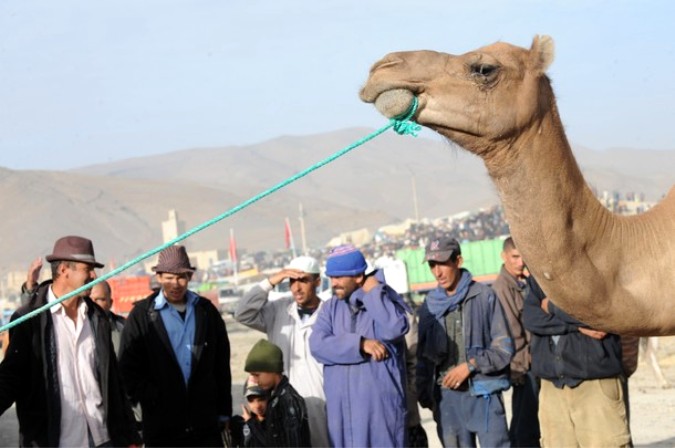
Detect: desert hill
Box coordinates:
(1, 127, 672, 271)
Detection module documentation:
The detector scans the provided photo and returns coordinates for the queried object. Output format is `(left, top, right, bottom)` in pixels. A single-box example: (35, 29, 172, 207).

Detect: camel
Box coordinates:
(360, 35, 675, 336)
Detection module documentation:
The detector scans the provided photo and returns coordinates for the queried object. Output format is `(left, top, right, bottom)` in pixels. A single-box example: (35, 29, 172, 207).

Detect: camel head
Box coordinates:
(360, 35, 556, 162)
(361, 35, 675, 336)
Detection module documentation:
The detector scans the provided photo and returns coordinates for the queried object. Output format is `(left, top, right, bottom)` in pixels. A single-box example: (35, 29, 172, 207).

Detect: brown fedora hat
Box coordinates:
(152, 245, 196, 274)
(45, 235, 104, 268)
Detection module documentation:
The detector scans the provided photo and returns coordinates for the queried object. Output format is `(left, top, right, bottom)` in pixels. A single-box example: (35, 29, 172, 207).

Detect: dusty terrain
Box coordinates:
(2, 317, 675, 446)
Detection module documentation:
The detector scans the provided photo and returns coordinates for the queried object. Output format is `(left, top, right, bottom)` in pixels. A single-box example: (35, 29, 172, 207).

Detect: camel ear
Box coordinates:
(529, 35, 555, 73)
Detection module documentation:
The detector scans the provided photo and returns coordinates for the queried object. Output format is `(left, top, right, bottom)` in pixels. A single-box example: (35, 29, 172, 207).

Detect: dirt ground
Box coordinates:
(2, 317, 675, 446)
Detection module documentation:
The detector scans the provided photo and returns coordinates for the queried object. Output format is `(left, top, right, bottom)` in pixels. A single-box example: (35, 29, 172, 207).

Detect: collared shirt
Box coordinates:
(48, 288, 109, 447)
(154, 289, 198, 385)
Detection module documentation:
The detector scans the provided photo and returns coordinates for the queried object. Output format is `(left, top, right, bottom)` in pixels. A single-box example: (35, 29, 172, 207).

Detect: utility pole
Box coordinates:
(299, 202, 308, 255)
(411, 175, 420, 223)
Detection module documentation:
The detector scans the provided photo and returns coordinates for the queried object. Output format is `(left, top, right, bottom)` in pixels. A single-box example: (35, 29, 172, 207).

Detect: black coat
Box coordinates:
(522, 276, 623, 384)
(0, 281, 140, 447)
(232, 376, 310, 447)
(265, 376, 311, 447)
(118, 290, 232, 446)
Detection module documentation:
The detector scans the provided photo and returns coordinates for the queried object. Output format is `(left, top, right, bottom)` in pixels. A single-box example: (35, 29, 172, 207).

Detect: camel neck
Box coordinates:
(475, 104, 675, 334)
(485, 105, 610, 286)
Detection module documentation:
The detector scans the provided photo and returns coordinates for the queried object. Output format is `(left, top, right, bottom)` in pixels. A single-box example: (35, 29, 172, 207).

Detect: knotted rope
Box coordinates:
(0, 97, 421, 333)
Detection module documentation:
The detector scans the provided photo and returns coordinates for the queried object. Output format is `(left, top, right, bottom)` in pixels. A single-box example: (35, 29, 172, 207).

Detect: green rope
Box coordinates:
(0, 97, 421, 334)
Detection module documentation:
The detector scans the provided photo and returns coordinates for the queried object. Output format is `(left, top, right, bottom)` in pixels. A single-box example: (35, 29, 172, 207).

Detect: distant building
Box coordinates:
(162, 209, 186, 246)
(190, 249, 228, 272)
(326, 228, 372, 247)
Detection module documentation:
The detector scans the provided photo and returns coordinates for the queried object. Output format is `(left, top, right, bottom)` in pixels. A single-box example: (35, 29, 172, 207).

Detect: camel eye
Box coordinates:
(470, 63, 499, 83)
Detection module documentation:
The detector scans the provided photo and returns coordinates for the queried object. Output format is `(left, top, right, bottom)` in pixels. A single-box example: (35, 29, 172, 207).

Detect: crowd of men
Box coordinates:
(0, 232, 635, 447)
(234, 190, 652, 277)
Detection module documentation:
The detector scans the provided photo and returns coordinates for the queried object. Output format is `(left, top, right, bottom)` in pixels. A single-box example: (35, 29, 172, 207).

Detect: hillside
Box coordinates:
(1, 127, 673, 271)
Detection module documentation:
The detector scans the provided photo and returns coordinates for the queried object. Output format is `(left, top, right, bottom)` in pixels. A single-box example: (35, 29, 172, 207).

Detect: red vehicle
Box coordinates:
(108, 276, 154, 315)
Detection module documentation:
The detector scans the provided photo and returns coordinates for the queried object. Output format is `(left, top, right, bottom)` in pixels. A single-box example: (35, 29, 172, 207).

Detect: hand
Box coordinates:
(441, 363, 471, 389)
(540, 298, 550, 313)
(268, 269, 305, 286)
(241, 404, 252, 422)
(362, 274, 380, 293)
(578, 327, 607, 339)
(361, 338, 389, 361)
(26, 257, 43, 290)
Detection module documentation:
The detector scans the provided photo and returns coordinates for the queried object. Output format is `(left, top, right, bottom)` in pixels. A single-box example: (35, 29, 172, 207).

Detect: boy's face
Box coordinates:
(502, 247, 525, 278)
(247, 395, 268, 419)
(249, 371, 278, 390)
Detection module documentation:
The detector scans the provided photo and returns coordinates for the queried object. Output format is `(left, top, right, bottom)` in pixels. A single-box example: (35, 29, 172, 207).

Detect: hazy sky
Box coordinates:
(1, 0, 673, 170)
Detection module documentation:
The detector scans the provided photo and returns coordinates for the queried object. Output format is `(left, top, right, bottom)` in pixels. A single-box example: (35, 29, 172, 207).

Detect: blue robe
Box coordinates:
(309, 281, 409, 447)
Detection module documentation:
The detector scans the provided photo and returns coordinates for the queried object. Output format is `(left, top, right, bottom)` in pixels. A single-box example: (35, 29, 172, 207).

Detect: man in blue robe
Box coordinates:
(309, 244, 409, 447)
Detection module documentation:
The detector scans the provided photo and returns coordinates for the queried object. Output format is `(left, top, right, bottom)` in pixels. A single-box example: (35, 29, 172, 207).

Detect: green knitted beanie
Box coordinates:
(245, 339, 284, 373)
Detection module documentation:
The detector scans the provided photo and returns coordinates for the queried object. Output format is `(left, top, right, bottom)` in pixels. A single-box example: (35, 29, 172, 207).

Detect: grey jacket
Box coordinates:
(491, 265, 531, 380)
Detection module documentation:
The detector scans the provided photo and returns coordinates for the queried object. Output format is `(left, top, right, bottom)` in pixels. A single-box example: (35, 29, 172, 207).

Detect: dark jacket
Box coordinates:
(231, 376, 310, 448)
(229, 414, 268, 448)
(522, 276, 623, 385)
(0, 281, 140, 447)
(118, 290, 232, 446)
(265, 376, 311, 447)
(417, 278, 513, 407)
(107, 311, 126, 356)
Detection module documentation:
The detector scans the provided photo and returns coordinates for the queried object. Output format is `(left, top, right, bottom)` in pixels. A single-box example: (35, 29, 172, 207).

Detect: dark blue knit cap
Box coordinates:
(325, 244, 368, 277)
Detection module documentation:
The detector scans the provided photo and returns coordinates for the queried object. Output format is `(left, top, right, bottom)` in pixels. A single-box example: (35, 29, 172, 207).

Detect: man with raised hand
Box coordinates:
(310, 244, 409, 447)
(235, 255, 329, 448)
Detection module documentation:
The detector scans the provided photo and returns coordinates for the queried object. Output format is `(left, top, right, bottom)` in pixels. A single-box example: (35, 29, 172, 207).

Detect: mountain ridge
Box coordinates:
(1, 127, 672, 271)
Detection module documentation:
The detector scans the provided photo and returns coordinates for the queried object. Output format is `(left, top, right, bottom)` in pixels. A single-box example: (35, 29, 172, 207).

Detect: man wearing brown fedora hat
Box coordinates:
(0, 235, 141, 447)
(119, 245, 232, 447)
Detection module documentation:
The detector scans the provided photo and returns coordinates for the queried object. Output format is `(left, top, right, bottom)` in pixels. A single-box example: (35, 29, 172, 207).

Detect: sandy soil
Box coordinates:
(2, 317, 674, 446)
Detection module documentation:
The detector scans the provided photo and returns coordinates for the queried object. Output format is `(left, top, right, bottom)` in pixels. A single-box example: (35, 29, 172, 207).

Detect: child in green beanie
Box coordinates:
(243, 339, 311, 447)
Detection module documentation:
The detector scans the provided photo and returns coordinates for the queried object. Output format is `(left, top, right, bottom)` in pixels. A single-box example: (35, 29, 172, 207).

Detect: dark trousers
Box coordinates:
(509, 371, 541, 447)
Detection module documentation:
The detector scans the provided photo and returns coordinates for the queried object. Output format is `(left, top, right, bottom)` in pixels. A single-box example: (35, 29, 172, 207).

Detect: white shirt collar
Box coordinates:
(48, 286, 86, 316)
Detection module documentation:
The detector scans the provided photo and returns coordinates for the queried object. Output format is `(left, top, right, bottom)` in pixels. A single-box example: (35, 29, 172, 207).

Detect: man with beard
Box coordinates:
(0, 236, 140, 447)
(309, 244, 409, 447)
(235, 256, 329, 447)
(119, 245, 232, 446)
